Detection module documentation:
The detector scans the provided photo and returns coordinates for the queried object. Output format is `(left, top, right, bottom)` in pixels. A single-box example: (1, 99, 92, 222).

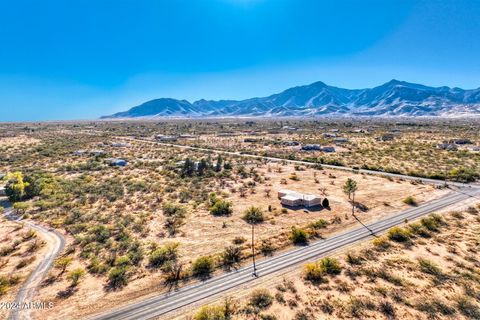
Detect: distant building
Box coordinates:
(283, 141, 300, 146)
(278, 189, 322, 208)
(448, 139, 473, 145)
(155, 135, 178, 142)
(437, 143, 458, 151)
(321, 146, 336, 153)
(105, 158, 128, 166)
(471, 146, 480, 152)
(0, 186, 6, 196)
(91, 150, 106, 156)
(301, 144, 321, 151)
(323, 133, 337, 138)
(73, 150, 87, 156)
(334, 137, 349, 144)
(244, 138, 258, 143)
(377, 134, 395, 142)
(111, 142, 130, 148)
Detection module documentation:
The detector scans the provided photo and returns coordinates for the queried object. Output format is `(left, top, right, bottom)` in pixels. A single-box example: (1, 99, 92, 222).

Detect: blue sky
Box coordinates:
(1, 0, 480, 121)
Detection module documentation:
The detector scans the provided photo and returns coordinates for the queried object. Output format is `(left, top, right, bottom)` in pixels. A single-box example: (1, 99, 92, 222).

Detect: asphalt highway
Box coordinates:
(92, 185, 480, 320)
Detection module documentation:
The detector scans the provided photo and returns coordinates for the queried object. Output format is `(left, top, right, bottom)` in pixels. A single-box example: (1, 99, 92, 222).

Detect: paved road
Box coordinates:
(1, 198, 65, 320)
(92, 185, 480, 320)
(122, 137, 472, 188)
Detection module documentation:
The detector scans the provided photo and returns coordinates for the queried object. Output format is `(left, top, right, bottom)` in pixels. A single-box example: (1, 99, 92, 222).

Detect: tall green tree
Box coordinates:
(343, 178, 358, 218)
(4, 172, 30, 202)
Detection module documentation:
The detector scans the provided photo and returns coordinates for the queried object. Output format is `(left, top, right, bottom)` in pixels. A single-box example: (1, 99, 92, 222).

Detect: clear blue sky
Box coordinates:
(1, 0, 480, 121)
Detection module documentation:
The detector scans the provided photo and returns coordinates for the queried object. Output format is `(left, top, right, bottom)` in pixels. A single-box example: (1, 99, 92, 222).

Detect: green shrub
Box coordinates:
(303, 262, 325, 283)
(403, 196, 417, 206)
(308, 219, 328, 230)
(319, 257, 342, 275)
(149, 242, 179, 268)
(67, 268, 86, 286)
(209, 199, 233, 216)
(108, 266, 129, 288)
(291, 227, 309, 245)
(192, 256, 215, 278)
(418, 259, 443, 277)
(194, 305, 226, 320)
(222, 246, 242, 267)
(387, 227, 411, 242)
(249, 289, 273, 310)
(242, 206, 265, 224)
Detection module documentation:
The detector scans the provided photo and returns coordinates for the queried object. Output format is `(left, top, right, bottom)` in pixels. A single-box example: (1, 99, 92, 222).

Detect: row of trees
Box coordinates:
(180, 155, 231, 178)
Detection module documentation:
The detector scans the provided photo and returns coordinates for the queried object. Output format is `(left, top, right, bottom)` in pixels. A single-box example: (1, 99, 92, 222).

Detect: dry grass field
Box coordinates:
(188, 205, 480, 320)
(0, 119, 476, 319)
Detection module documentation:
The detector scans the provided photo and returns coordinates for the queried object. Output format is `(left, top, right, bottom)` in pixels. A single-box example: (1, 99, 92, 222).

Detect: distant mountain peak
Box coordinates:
(101, 80, 480, 119)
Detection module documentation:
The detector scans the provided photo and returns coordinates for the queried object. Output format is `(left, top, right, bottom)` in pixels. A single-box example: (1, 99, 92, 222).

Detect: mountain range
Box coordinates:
(102, 80, 480, 119)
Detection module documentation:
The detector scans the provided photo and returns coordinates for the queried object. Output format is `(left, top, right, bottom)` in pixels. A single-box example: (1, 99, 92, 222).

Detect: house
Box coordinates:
(377, 134, 395, 142)
(91, 150, 106, 156)
(111, 142, 130, 148)
(301, 144, 321, 151)
(283, 141, 300, 146)
(334, 137, 349, 144)
(281, 194, 303, 207)
(321, 146, 336, 153)
(303, 194, 322, 207)
(323, 133, 337, 138)
(73, 150, 87, 156)
(449, 139, 472, 145)
(105, 158, 128, 166)
(278, 189, 322, 208)
(155, 135, 178, 142)
(437, 143, 458, 151)
(470, 146, 480, 152)
(0, 186, 6, 196)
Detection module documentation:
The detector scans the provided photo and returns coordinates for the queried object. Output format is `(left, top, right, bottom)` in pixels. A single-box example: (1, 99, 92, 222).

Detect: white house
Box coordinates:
(278, 189, 322, 208)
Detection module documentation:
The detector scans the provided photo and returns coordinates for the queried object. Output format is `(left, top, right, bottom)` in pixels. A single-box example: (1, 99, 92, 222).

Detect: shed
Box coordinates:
(303, 194, 322, 207)
(281, 194, 303, 207)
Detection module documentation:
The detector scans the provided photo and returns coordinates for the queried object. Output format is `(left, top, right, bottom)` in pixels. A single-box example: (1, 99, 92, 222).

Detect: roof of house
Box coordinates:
(303, 194, 321, 201)
(281, 194, 303, 201)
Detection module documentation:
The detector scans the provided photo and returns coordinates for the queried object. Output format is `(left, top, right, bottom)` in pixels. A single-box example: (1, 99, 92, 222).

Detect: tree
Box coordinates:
(108, 266, 129, 288)
(242, 206, 264, 224)
(209, 199, 233, 216)
(67, 268, 85, 287)
(54, 256, 73, 275)
(181, 158, 196, 177)
(192, 256, 215, 279)
(343, 178, 358, 218)
(214, 155, 223, 172)
(4, 172, 30, 202)
(342, 178, 358, 200)
(197, 159, 208, 176)
(291, 227, 309, 245)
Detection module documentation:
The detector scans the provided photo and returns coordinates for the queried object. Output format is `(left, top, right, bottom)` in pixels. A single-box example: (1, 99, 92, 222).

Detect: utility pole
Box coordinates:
(351, 190, 356, 218)
(444, 166, 448, 187)
(251, 224, 257, 277)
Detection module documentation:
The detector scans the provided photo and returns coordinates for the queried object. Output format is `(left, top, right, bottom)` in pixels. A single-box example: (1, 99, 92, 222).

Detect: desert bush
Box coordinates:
(418, 258, 443, 277)
(372, 236, 391, 250)
(303, 262, 325, 283)
(249, 289, 273, 310)
(67, 268, 86, 286)
(194, 305, 226, 320)
(259, 239, 275, 256)
(242, 206, 265, 224)
(403, 196, 417, 206)
(108, 266, 129, 288)
(455, 295, 480, 319)
(291, 227, 309, 245)
(319, 257, 342, 275)
(192, 256, 215, 278)
(209, 199, 233, 216)
(387, 226, 411, 242)
(149, 242, 179, 268)
(222, 246, 242, 268)
(308, 219, 328, 230)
